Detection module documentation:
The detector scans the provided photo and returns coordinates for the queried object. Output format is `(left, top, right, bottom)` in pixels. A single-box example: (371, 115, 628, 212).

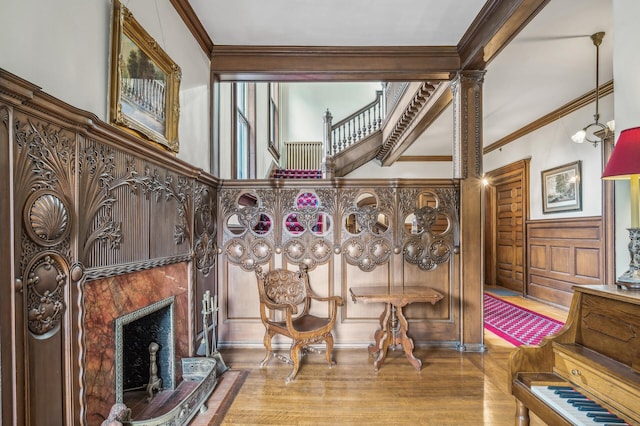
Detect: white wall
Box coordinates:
(484, 94, 613, 220)
(612, 0, 640, 277)
(281, 82, 382, 143)
(346, 160, 453, 179)
(0, 0, 211, 171)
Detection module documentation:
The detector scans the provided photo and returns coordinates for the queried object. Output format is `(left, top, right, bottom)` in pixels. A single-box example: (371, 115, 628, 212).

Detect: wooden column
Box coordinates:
(451, 70, 486, 352)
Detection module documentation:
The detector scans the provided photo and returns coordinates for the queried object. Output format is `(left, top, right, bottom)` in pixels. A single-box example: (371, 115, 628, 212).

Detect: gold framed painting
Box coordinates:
(541, 160, 582, 213)
(109, 0, 181, 153)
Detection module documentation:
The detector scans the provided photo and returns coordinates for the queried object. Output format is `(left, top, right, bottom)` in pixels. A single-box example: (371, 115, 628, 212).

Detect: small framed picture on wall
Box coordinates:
(541, 160, 582, 213)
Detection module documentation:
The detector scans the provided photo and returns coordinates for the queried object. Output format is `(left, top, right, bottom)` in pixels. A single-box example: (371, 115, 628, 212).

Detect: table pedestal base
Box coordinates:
(368, 303, 421, 371)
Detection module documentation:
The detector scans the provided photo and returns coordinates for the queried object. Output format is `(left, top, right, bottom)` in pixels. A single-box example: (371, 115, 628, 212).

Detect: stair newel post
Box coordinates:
(322, 109, 335, 179)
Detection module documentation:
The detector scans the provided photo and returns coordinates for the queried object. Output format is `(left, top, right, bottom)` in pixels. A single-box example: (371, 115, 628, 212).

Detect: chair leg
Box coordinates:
(286, 341, 304, 383)
(260, 330, 274, 367)
(325, 334, 336, 368)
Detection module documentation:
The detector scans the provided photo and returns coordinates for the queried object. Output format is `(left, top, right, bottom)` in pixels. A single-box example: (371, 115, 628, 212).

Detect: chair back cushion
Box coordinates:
(263, 269, 307, 305)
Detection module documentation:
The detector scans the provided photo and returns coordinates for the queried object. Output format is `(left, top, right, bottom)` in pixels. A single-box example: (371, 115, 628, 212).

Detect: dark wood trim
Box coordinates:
(230, 83, 238, 178)
(458, 0, 551, 69)
(169, 0, 213, 55)
(484, 80, 614, 154)
(210, 45, 458, 82)
(380, 84, 453, 165)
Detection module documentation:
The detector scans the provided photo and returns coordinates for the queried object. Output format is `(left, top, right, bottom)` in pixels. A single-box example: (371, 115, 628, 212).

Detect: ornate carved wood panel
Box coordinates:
(216, 180, 461, 347)
(1, 69, 220, 425)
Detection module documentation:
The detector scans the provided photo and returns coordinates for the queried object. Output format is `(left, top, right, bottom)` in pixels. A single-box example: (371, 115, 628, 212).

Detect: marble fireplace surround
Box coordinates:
(84, 263, 189, 425)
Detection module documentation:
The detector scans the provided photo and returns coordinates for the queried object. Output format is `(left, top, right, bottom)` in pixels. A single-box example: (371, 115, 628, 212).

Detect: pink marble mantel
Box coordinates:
(84, 263, 190, 425)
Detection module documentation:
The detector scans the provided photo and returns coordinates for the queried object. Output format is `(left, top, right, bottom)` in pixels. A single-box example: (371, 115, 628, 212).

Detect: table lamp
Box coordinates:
(602, 126, 640, 289)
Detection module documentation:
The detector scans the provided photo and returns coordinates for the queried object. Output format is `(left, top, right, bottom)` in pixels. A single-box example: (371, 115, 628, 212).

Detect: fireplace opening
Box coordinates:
(115, 297, 175, 405)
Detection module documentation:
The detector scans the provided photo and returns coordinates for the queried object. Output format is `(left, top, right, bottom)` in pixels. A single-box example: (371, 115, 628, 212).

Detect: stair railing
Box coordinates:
(324, 90, 384, 156)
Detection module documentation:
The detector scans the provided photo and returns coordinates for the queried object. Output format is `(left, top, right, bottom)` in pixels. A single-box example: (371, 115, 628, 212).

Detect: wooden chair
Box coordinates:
(254, 264, 343, 383)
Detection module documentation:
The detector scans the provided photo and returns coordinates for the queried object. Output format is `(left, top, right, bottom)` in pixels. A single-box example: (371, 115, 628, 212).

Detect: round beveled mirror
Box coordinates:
(311, 213, 331, 236)
(226, 214, 245, 235)
(405, 213, 422, 235)
(285, 213, 305, 235)
(344, 212, 362, 235)
(417, 191, 437, 209)
(296, 191, 319, 208)
(356, 191, 377, 208)
(373, 213, 389, 234)
(252, 213, 272, 235)
(238, 192, 258, 207)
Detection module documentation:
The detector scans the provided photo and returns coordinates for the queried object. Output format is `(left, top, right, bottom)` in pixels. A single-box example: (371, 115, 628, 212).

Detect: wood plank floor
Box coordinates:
(194, 290, 568, 425)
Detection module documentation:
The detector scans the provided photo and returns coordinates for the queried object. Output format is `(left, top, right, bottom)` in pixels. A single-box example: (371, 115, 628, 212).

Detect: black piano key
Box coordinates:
(569, 400, 600, 405)
(577, 406, 608, 412)
(548, 385, 575, 390)
(588, 413, 621, 418)
(571, 403, 603, 411)
(589, 415, 626, 423)
(568, 398, 594, 404)
(556, 391, 588, 398)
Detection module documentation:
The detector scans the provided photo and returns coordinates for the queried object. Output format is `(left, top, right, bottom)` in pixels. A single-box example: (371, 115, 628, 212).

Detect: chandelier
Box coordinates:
(571, 32, 614, 147)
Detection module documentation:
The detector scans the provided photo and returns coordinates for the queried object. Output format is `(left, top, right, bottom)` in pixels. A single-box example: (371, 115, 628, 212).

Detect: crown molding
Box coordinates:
(484, 80, 614, 154)
(210, 45, 458, 81)
(170, 0, 213, 55)
(458, 0, 551, 69)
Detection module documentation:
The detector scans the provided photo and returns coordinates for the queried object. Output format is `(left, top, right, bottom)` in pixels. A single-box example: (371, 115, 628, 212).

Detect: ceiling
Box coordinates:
(187, 0, 613, 154)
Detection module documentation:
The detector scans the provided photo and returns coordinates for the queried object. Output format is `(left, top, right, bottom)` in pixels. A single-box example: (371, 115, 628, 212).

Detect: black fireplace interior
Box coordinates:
(122, 305, 174, 392)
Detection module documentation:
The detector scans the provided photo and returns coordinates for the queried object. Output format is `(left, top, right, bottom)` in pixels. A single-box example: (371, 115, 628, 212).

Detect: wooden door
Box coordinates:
(484, 160, 530, 294)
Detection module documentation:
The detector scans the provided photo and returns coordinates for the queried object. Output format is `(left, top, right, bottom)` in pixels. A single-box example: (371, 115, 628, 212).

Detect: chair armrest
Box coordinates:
(262, 299, 299, 315)
(309, 294, 344, 306)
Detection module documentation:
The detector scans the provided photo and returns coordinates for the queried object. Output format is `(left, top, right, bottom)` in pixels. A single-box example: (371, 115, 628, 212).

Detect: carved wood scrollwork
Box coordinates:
(220, 188, 275, 271)
(14, 115, 75, 279)
(220, 188, 336, 271)
(24, 252, 68, 338)
(78, 139, 192, 269)
(340, 188, 394, 272)
(193, 182, 217, 276)
(398, 188, 459, 271)
(280, 189, 335, 270)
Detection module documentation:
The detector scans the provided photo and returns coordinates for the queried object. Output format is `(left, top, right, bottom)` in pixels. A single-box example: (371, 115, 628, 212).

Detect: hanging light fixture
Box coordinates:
(571, 32, 614, 147)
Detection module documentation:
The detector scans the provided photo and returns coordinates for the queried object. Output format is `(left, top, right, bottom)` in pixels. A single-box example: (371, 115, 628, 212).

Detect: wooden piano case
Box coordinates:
(509, 285, 640, 425)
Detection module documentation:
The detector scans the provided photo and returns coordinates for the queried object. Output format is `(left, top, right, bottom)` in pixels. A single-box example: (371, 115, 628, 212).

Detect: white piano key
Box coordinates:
(531, 385, 629, 426)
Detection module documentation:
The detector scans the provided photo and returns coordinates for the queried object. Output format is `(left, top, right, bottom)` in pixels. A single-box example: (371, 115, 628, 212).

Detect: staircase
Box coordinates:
(275, 81, 438, 178)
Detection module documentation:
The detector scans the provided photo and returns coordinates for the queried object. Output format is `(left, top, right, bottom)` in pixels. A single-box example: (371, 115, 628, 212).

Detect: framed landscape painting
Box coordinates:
(109, 0, 181, 153)
(541, 161, 582, 213)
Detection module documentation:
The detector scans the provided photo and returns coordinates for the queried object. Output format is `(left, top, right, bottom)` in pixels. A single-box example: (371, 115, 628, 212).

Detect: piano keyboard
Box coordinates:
(531, 385, 629, 425)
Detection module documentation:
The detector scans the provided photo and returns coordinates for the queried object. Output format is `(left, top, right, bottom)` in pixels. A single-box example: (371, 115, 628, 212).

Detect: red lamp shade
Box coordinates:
(602, 127, 640, 179)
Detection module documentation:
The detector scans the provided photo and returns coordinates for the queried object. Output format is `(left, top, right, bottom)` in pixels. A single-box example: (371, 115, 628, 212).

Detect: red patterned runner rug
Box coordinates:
(484, 293, 564, 346)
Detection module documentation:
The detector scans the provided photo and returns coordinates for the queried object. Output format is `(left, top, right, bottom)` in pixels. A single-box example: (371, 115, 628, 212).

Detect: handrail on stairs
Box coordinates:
(324, 90, 384, 156)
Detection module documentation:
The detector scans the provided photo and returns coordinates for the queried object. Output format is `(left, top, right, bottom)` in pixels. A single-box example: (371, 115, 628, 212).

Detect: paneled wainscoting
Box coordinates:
(527, 217, 605, 307)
